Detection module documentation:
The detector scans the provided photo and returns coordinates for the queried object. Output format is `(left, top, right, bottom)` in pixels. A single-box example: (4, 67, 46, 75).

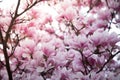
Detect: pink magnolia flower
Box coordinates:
(107, 0, 120, 10)
(24, 27, 36, 37)
(70, 51, 85, 72)
(96, 56, 105, 67)
(29, 9, 40, 19)
(0, 16, 11, 30)
(63, 7, 77, 21)
(20, 39, 36, 53)
(45, 27, 55, 34)
(32, 51, 44, 63)
(14, 46, 24, 58)
(39, 13, 53, 25)
(108, 32, 120, 46)
(50, 38, 64, 48)
(92, 20, 108, 29)
(48, 51, 68, 67)
(85, 15, 96, 26)
(97, 9, 111, 20)
(29, 0, 35, 3)
(89, 29, 109, 46)
(60, 0, 72, 11)
(57, 7, 77, 21)
(66, 49, 76, 60)
(41, 43, 55, 57)
(87, 54, 98, 66)
(51, 67, 72, 80)
(70, 34, 88, 49)
(38, 31, 52, 42)
(28, 22, 35, 27)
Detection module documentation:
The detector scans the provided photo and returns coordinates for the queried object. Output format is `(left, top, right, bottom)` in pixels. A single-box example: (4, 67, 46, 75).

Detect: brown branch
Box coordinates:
(12, 56, 21, 72)
(17, 0, 39, 17)
(5, 0, 21, 43)
(9, 34, 19, 58)
(14, 18, 31, 24)
(0, 29, 13, 80)
(70, 21, 85, 36)
(0, 1, 21, 79)
(79, 50, 89, 75)
(0, 60, 5, 66)
(105, 0, 110, 8)
(97, 51, 120, 73)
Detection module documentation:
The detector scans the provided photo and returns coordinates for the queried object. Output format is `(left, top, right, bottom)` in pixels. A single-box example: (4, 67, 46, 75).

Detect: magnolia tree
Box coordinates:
(0, 0, 120, 80)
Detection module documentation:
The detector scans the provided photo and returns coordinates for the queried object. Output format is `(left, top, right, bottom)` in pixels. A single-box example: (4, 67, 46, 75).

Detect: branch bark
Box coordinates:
(97, 51, 120, 73)
(0, 29, 13, 80)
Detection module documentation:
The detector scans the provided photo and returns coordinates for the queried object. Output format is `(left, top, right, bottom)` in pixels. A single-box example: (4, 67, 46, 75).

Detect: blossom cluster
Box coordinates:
(0, 0, 120, 80)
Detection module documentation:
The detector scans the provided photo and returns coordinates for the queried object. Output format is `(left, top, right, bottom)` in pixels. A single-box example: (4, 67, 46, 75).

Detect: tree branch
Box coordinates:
(97, 51, 120, 73)
(0, 28, 13, 80)
(5, 0, 21, 43)
(17, 0, 39, 17)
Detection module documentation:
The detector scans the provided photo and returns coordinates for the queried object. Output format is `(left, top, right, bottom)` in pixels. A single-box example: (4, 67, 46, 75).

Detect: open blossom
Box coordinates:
(41, 43, 55, 57)
(56, 0, 77, 22)
(0, 16, 11, 30)
(14, 46, 24, 58)
(48, 51, 68, 67)
(89, 30, 109, 46)
(28, 22, 35, 27)
(45, 27, 55, 34)
(72, 56, 84, 71)
(85, 15, 96, 26)
(59, 0, 72, 11)
(70, 34, 89, 49)
(92, 20, 108, 29)
(39, 13, 53, 25)
(34, 30, 52, 42)
(20, 39, 36, 52)
(107, 0, 120, 10)
(61, 7, 77, 21)
(51, 67, 73, 80)
(28, 8, 41, 19)
(49, 39, 64, 49)
(108, 32, 120, 46)
(97, 9, 111, 20)
(89, 30, 120, 47)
